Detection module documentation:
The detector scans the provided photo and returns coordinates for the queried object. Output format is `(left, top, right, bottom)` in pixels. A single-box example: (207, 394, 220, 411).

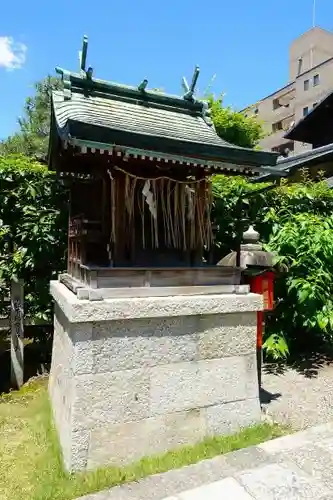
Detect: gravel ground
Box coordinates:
(261, 355, 333, 430)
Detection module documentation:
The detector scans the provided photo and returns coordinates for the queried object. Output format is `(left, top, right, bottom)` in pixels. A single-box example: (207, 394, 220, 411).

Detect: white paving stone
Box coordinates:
(175, 477, 253, 500)
(237, 462, 331, 499)
(76, 424, 333, 500)
(258, 429, 314, 454)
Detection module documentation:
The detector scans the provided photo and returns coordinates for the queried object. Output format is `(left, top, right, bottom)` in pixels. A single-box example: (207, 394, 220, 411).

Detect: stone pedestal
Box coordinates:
(49, 280, 263, 471)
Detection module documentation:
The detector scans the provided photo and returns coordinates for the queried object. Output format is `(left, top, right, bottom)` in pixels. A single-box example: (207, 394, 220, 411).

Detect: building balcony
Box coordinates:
(260, 130, 291, 151)
(273, 87, 295, 107)
(272, 103, 295, 119)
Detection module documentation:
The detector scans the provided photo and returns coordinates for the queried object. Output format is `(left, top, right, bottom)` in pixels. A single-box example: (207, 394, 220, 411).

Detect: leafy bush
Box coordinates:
(2, 155, 333, 360)
(211, 175, 269, 261)
(0, 155, 67, 326)
(212, 173, 333, 358)
(209, 97, 265, 148)
(263, 212, 333, 357)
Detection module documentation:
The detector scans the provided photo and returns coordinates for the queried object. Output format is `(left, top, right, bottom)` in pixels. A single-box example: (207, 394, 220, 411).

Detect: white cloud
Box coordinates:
(0, 36, 27, 70)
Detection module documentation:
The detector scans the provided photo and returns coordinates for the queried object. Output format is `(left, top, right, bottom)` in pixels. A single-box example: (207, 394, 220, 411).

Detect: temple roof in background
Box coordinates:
(253, 143, 333, 183)
(285, 90, 333, 146)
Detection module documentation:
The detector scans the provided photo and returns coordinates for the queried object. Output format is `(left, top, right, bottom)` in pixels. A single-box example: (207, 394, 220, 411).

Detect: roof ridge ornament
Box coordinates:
(182, 66, 200, 101)
(62, 70, 72, 101)
(201, 100, 214, 128)
(56, 36, 94, 98)
(138, 79, 148, 92)
(78, 35, 94, 80)
(79, 35, 88, 73)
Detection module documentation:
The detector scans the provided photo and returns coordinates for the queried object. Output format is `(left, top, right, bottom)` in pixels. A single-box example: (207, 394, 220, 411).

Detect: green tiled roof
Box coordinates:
(50, 51, 278, 170)
(52, 89, 225, 147)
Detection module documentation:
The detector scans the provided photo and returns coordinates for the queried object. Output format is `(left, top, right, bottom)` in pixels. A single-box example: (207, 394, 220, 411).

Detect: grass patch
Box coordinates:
(0, 378, 288, 500)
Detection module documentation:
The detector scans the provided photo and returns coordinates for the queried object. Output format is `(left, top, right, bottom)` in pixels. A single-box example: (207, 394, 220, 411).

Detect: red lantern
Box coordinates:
(249, 271, 275, 311)
(247, 271, 276, 377)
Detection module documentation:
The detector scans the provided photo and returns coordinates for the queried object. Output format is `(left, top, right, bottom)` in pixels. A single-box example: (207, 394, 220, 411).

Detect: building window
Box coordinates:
(313, 102, 318, 108)
(272, 121, 283, 133)
(304, 79, 309, 91)
(313, 74, 320, 86)
(273, 98, 281, 110)
(303, 106, 309, 116)
(272, 142, 294, 157)
(254, 108, 258, 115)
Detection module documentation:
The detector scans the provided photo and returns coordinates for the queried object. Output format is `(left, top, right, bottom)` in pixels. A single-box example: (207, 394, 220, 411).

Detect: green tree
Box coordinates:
(0, 133, 26, 156)
(209, 96, 264, 148)
(0, 76, 62, 158)
(0, 154, 67, 323)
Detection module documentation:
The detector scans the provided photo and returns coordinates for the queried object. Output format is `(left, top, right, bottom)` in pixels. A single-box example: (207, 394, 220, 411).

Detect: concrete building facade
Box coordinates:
(244, 27, 333, 156)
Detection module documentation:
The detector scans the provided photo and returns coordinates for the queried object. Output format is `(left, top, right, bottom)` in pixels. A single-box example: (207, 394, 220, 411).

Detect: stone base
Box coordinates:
(49, 281, 263, 471)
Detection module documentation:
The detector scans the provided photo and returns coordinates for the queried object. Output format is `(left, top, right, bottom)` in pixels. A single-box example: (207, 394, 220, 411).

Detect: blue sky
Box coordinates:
(0, 0, 331, 139)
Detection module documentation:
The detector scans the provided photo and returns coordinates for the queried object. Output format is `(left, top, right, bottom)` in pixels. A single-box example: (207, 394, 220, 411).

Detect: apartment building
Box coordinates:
(244, 27, 333, 156)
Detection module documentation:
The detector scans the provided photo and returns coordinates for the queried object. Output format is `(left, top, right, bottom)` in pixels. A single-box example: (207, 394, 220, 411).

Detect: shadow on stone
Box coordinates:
(260, 387, 281, 405)
(263, 361, 287, 376)
(289, 351, 333, 379)
(263, 343, 333, 380)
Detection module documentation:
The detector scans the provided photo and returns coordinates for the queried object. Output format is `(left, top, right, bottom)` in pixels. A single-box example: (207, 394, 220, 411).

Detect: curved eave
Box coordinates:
(54, 118, 277, 169)
(51, 89, 278, 169)
(252, 143, 333, 182)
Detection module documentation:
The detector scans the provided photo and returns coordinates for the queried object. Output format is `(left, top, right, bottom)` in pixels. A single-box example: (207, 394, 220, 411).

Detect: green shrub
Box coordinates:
(264, 212, 333, 357)
(2, 156, 333, 360)
(0, 154, 67, 325)
(212, 173, 333, 358)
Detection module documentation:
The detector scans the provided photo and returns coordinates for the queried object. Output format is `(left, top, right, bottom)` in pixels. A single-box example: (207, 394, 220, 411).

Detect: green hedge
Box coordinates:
(213, 173, 333, 357)
(2, 155, 333, 358)
(0, 155, 67, 324)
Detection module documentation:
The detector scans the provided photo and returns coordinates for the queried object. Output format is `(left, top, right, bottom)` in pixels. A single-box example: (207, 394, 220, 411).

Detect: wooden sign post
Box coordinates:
(10, 279, 24, 389)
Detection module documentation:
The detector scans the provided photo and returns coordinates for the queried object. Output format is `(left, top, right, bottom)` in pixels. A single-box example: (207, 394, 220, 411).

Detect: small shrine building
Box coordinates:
(49, 36, 279, 471)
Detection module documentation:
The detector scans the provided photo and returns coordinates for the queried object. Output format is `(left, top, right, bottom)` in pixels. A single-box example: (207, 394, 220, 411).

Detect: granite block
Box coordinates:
(87, 409, 206, 468)
(205, 398, 261, 436)
(197, 312, 256, 360)
(50, 283, 263, 471)
(50, 281, 263, 323)
(92, 317, 198, 372)
(150, 355, 258, 415)
(71, 369, 151, 431)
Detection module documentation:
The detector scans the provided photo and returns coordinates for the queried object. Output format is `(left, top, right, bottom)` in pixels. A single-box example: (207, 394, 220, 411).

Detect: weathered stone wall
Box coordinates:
(49, 281, 263, 471)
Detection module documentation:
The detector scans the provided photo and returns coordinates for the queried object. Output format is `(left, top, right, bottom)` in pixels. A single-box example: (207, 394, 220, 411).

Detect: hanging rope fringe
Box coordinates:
(108, 167, 213, 252)
(113, 165, 207, 184)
